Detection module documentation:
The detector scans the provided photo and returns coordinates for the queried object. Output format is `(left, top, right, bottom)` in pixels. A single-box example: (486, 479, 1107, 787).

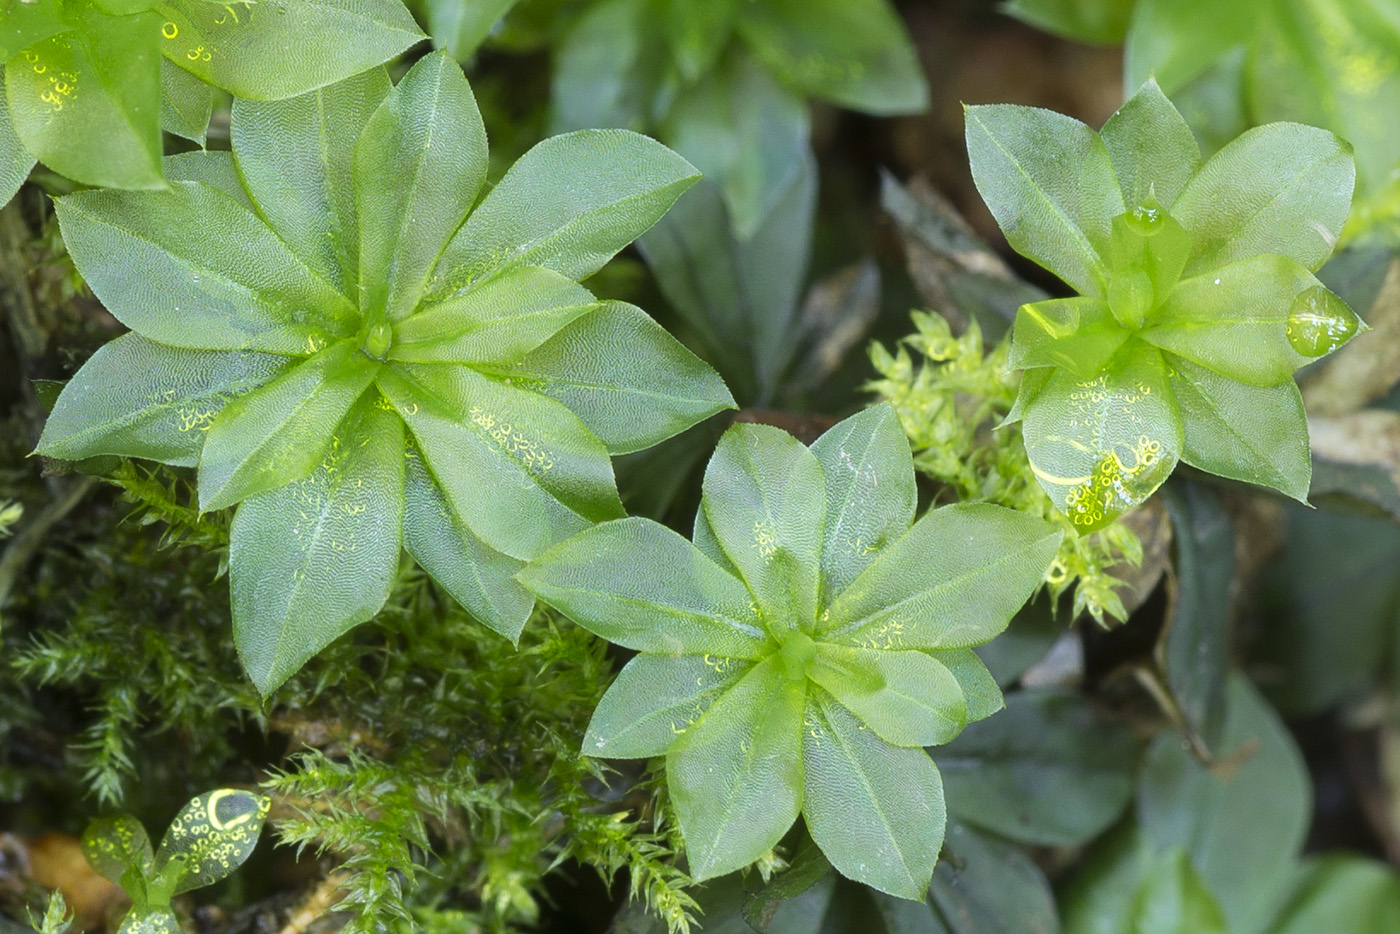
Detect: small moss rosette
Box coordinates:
(519, 404, 1061, 898)
(966, 79, 1363, 533)
(37, 52, 732, 694)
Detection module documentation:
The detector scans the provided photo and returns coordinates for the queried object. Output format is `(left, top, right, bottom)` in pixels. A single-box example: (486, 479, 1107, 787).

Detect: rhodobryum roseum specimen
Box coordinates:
(38, 52, 733, 695)
(519, 404, 1062, 899)
(82, 789, 270, 934)
(0, 0, 425, 198)
(966, 79, 1362, 532)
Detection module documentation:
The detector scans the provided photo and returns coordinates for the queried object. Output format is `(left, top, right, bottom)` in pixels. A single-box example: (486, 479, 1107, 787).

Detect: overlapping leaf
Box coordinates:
(0, 0, 424, 195)
(40, 52, 731, 694)
(520, 404, 1061, 899)
(969, 79, 1361, 532)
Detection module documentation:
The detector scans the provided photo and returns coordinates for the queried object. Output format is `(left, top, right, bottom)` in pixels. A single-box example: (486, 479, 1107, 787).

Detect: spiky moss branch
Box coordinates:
(869, 311, 1141, 623)
(262, 582, 696, 934)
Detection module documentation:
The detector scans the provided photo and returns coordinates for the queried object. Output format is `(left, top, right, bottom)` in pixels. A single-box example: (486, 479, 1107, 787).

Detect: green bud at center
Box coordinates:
(778, 631, 817, 682)
(358, 321, 394, 361)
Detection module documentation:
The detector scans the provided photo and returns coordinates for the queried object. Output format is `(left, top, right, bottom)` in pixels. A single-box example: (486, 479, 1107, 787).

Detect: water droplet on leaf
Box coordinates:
(1286, 286, 1360, 357)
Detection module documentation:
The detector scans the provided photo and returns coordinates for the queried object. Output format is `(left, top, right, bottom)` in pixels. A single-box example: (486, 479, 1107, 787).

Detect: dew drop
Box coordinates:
(1286, 286, 1360, 357)
(1125, 197, 1165, 236)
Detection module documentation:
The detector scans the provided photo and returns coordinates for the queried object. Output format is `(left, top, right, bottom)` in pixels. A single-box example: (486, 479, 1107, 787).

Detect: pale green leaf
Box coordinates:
(428, 129, 700, 297)
(379, 363, 621, 560)
(663, 0, 736, 81)
(159, 57, 211, 143)
(663, 49, 809, 239)
(802, 691, 944, 900)
(583, 653, 753, 758)
(156, 0, 423, 101)
(1100, 78, 1201, 209)
(737, 0, 928, 116)
(154, 790, 270, 894)
(162, 150, 252, 209)
(1171, 122, 1354, 275)
(516, 517, 769, 658)
(700, 423, 825, 637)
(54, 181, 359, 353)
(1020, 347, 1182, 533)
(823, 503, 1062, 650)
(1008, 297, 1129, 379)
(1168, 354, 1311, 502)
(0, 71, 33, 207)
(1004, 0, 1133, 45)
(1143, 254, 1328, 385)
(1129, 849, 1228, 934)
(198, 340, 378, 512)
(391, 265, 598, 366)
(0, 0, 70, 61)
(668, 656, 804, 880)
(932, 648, 1003, 723)
(424, 0, 519, 58)
(548, 0, 665, 135)
(356, 51, 487, 323)
(402, 448, 533, 641)
(8, 11, 163, 189)
(82, 814, 154, 886)
(810, 402, 916, 605)
(1124, 0, 1253, 93)
(808, 644, 967, 747)
(232, 67, 392, 294)
(230, 396, 405, 695)
(490, 301, 735, 455)
(965, 104, 1123, 298)
(37, 333, 291, 467)
(1271, 855, 1400, 934)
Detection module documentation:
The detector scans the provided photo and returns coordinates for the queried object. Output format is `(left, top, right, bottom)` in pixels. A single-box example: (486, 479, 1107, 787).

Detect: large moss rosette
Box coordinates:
(520, 404, 1061, 898)
(38, 52, 733, 693)
(967, 79, 1363, 532)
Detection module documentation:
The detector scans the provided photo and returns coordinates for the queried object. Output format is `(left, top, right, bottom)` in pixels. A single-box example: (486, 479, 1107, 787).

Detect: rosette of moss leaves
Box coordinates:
(38, 52, 733, 694)
(519, 404, 1062, 898)
(0, 0, 426, 200)
(966, 79, 1362, 532)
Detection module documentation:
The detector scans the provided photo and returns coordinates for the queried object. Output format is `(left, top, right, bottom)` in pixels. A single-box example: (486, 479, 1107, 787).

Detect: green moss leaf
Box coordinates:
(355, 51, 487, 323)
(423, 0, 520, 58)
(230, 396, 404, 695)
(965, 103, 1123, 298)
(663, 49, 809, 240)
(667, 656, 805, 881)
(429, 129, 700, 296)
(1171, 122, 1354, 275)
(198, 340, 379, 512)
(494, 300, 736, 455)
(518, 517, 768, 657)
(155, 0, 423, 101)
(1009, 297, 1129, 379)
(158, 57, 210, 142)
(402, 448, 533, 641)
(81, 813, 154, 886)
(380, 363, 621, 561)
(391, 266, 598, 366)
(8, 8, 163, 189)
(802, 691, 944, 900)
(231, 68, 392, 294)
(663, 0, 736, 82)
(808, 645, 967, 747)
(1145, 255, 1344, 385)
(0, 72, 33, 206)
(1168, 355, 1311, 502)
(1003, 0, 1133, 45)
(700, 423, 826, 636)
(809, 403, 916, 606)
(0, 0, 70, 61)
(1020, 348, 1182, 533)
(548, 0, 665, 135)
(153, 790, 270, 895)
(736, 0, 928, 116)
(37, 333, 291, 467)
(583, 653, 753, 759)
(1100, 78, 1202, 209)
(55, 181, 359, 353)
(823, 503, 1062, 649)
